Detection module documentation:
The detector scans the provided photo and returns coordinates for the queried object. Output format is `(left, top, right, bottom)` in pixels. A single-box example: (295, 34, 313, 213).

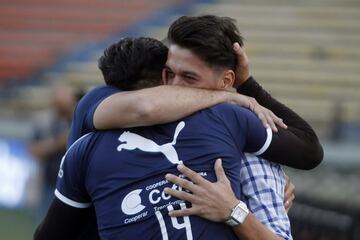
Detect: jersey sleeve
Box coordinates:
(217, 104, 272, 155)
(56, 134, 93, 208)
(241, 110, 272, 155)
(67, 85, 120, 147)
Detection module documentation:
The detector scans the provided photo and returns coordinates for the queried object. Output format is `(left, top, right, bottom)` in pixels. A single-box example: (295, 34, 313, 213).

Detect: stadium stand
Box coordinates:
(13, 0, 358, 140)
(0, 0, 189, 136)
(0, 0, 185, 85)
(2, 0, 359, 141)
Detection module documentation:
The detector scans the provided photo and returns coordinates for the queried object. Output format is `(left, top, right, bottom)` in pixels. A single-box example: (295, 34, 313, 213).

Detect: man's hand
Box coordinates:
(233, 42, 250, 87)
(164, 159, 239, 222)
(284, 175, 295, 212)
(247, 96, 287, 132)
(230, 43, 287, 132)
(226, 93, 287, 132)
(165, 159, 285, 240)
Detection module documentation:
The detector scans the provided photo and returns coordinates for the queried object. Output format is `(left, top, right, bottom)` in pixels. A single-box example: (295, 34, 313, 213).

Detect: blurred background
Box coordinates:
(0, 0, 359, 239)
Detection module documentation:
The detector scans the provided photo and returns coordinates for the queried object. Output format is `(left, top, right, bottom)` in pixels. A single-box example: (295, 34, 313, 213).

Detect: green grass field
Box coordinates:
(0, 209, 36, 240)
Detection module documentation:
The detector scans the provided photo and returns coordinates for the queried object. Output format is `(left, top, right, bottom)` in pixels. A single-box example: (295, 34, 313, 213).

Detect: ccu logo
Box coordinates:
(121, 189, 146, 215)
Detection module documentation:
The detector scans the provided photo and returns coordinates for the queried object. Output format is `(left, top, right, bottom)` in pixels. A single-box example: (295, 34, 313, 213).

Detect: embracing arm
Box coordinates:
(234, 44, 323, 169)
(34, 198, 93, 240)
(94, 85, 273, 129)
(238, 77, 323, 169)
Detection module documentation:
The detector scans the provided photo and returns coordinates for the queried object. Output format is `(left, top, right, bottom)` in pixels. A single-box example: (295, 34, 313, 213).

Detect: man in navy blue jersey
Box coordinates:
(54, 102, 275, 239)
(36, 36, 282, 239)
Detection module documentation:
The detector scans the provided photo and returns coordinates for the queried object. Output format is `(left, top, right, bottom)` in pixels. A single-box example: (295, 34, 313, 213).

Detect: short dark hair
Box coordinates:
(167, 15, 243, 71)
(98, 37, 168, 90)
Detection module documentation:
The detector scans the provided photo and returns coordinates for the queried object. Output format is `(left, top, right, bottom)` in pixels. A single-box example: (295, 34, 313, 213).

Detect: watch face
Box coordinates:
(231, 202, 249, 224)
(233, 207, 245, 218)
(226, 202, 249, 226)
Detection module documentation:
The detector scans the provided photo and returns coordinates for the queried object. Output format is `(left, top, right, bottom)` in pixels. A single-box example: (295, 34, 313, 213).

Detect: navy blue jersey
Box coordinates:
(67, 85, 120, 148)
(56, 103, 272, 240)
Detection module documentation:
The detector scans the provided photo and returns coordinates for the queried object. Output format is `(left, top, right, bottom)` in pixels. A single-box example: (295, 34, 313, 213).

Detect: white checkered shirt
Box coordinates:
(239, 153, 293, 240)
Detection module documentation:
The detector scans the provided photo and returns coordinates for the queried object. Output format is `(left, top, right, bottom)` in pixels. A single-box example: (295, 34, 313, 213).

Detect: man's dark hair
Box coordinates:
(98, 37, 168, 90)
(167, 15, 243, 71)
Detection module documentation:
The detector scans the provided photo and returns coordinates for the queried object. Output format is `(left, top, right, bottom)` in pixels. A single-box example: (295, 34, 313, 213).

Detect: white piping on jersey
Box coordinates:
(252, 127, 273, 156)
(54, 189, 91, 208)
(55, 133, 93, 207)
(58, 132, 92, 178)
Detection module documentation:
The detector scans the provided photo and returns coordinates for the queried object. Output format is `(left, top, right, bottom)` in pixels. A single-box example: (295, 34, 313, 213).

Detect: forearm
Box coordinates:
(238, 77, 323, 169)
(233, 213, 282, 240)
(94, 85, 242, 129)
(237, 77, 316, 137)
(34, 198, 91, 240)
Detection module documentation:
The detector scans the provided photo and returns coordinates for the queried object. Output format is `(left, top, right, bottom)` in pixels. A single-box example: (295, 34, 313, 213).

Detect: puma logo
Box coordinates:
(117, 121, 185, 164)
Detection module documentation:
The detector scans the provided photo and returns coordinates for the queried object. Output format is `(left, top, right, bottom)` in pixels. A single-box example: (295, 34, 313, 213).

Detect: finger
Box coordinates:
(284, 195, 294, 207)
(285, 200, 290, 211)
(233, 42, 243, 55)
(264, 110, 277, 132)
(163, 187, 197, 203)
(284, 193, 295, 210)
(165, 174, 200, 193)
(233, 42, 250, 86)
(274, 117, 287, 129)
(285, 186, 294, 200)
(254, 108, 270, 129)
(285, 195, 295, 212)
(288, 192, 295, 202)
(168, 207, 197, 218)
(247, 98, 255, 112)
(177, 164, 208, 185)
(270, 111, 287, 129)
(249, 97, 260, 113)
(233, 43, 248, 64)
(214, 159, 229, 183)
(286, 201, 293, 213)
(285, 175, 290, 187)
(284, 182, 295, 200)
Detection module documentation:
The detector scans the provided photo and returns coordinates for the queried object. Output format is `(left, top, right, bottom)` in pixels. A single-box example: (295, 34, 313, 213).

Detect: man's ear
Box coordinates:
(218, 70, 235, 90)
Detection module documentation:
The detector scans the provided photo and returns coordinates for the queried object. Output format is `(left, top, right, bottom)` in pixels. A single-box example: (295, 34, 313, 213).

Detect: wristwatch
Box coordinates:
(225, 201, 249, 227)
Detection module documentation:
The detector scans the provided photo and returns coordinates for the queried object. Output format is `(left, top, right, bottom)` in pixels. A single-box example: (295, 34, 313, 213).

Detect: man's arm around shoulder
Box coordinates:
(94, 85, 255, 129)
